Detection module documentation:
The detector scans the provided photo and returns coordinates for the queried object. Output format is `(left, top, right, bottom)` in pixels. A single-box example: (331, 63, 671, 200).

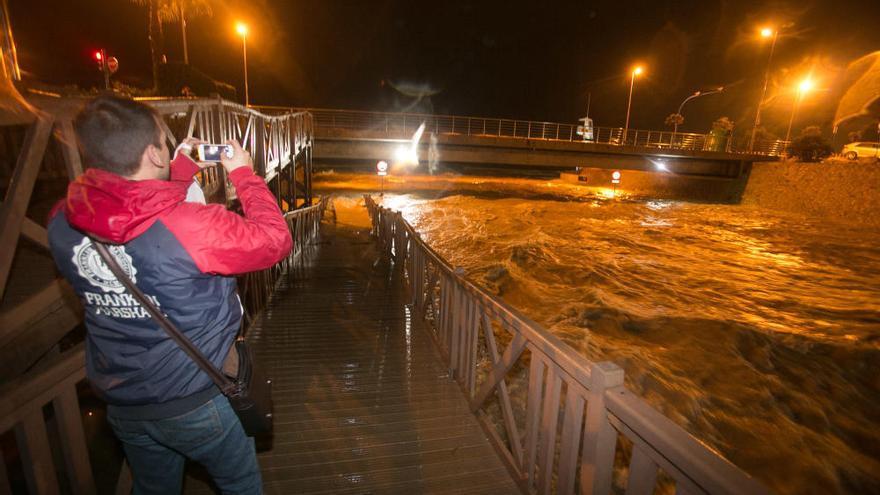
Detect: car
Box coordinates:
(842, 141, 880, 160)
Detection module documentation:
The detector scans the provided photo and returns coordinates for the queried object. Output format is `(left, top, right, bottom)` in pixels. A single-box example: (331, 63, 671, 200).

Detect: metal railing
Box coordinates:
(0, 96, 318, 494)
(304, 107, 786, 156)
(365, 196, 771, 495)
(147, 98, 314, 206)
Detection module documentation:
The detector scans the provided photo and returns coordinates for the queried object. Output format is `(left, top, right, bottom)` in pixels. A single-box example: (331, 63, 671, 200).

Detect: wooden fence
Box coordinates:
(365, 195, 771, 495)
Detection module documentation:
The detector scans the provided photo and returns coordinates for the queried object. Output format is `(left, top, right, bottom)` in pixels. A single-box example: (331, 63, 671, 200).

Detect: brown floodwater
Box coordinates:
(317, 171, 880, 495)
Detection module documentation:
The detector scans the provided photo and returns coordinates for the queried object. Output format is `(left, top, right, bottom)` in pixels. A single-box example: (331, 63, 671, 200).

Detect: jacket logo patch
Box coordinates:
(72, 237, 138, 293)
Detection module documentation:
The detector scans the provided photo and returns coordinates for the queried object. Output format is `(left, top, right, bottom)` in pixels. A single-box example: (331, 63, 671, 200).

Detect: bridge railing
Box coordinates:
(0, 96, 319, 494)
(365, 195, 771, 495)
(304, 107, 786, 155)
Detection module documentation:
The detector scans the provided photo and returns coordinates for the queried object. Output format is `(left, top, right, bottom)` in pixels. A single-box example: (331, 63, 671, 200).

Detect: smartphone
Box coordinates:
(197, 144, 234, 162)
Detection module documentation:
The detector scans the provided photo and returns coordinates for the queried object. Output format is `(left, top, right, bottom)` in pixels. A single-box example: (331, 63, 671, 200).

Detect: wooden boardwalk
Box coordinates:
(186, 218, 518, 494)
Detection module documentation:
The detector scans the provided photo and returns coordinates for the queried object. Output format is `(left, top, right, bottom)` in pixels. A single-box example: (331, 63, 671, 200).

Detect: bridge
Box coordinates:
(293, 108, 784, 179)
(1, 95, 772, 494)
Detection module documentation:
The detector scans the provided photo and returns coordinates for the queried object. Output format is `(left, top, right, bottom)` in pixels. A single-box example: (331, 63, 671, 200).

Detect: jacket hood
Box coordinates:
(64, 168, 189, 243)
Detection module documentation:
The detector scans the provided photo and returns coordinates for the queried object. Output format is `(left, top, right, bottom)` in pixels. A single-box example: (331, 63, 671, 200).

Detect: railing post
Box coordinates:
(580, 361, 624, 495)
(15, 413, 60, 494)
(54, 387, 96, 494)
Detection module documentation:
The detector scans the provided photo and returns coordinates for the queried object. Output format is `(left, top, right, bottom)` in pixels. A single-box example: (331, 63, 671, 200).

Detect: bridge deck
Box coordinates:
(186, 217, 518, 494)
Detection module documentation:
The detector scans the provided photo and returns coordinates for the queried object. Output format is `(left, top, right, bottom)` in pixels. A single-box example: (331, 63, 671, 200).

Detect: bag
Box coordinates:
(223, 339, 274, 435)
(91, 240, 273, 436)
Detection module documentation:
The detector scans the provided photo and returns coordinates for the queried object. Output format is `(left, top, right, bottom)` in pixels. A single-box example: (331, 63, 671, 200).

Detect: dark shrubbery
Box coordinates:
(157, 63, 237, 100)
(787, 126, 833, 162)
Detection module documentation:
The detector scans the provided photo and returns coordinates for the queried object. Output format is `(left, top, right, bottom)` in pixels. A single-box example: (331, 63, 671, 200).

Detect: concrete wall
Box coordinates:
(564, 160, 880, 227)
(741, 160, 880, 228)
(561, 168, 750, 203)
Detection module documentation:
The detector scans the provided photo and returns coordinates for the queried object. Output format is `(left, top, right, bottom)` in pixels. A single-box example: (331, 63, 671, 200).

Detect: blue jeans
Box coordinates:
(107, 394, 262, 495)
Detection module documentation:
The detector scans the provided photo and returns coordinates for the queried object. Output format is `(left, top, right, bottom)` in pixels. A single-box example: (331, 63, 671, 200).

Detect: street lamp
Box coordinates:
(748, 25, 780, 151)
(784, 77, 814, 144)
(236, 22, 249, 106)
(624, 65, 644, 144)
(673, 86, 724, 136)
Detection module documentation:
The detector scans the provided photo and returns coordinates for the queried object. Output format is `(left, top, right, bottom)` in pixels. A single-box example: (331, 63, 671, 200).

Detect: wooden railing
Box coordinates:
(0, 95, 318, 494)
(365, 195, 771, 495)
(238, 199, 327, 329)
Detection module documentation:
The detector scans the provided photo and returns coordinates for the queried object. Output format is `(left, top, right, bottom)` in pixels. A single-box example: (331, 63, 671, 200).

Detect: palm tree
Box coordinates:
(128, 0, 213, 91)
(129, 0, 163, 92)
(156, 0, 213, 65)
(664, 113, 684, 129)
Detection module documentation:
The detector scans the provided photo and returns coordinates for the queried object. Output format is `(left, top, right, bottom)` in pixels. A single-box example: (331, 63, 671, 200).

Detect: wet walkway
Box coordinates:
(185, 216, 518, 494)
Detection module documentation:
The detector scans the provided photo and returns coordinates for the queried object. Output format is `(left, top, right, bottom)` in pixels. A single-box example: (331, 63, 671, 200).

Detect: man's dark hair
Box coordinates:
(74, 96, 163, 176)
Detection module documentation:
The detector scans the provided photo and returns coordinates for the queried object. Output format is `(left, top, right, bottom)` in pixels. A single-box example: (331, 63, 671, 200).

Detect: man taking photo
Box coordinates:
(48, 95, 291, 494)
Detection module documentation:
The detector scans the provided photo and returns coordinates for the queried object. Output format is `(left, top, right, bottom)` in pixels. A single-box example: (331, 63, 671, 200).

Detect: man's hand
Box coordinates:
(220, 139, 253, 174)
(175, 137, 213, 169)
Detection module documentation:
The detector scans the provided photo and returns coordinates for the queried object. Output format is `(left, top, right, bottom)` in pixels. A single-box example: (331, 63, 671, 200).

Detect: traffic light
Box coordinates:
(94, 50, 105, 72)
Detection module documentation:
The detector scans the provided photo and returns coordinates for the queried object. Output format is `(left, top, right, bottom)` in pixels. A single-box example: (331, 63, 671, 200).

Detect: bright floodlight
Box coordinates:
(394, 146, 418, 165)
(632, 66, 644, 76)
(760, 27, 774, 38)
(236, 22, 248, 36)
(798, 78, 814, 94)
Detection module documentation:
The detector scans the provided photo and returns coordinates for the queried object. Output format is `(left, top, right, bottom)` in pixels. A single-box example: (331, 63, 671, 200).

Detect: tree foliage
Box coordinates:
(665, 113, 684, 128)
(712, 117, 734, 132)
(130, 0, 213, 21)
(787, 126, 833, 162)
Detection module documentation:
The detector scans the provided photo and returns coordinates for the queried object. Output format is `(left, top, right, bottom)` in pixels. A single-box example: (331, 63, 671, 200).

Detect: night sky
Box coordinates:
(10, 0, 880, 141)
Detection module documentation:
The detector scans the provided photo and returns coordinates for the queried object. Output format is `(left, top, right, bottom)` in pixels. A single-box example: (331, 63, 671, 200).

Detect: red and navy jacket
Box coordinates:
(48, 155, 291, 415)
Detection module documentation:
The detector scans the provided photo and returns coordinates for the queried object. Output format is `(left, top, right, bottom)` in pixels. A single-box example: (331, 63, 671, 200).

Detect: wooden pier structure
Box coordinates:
(1, 95, 771, 495)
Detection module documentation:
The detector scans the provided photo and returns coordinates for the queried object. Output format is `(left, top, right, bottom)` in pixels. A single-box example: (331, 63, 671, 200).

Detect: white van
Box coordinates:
(576, 117, 594, 141)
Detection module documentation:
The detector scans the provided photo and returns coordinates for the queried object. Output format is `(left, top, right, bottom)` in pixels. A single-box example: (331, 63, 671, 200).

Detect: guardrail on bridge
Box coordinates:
(303, 107, 785, 156)
(365, 195, 771, 495)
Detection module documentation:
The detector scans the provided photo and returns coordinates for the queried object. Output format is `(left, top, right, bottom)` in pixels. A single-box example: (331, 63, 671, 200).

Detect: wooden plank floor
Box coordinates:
(186, 218, 519, 494)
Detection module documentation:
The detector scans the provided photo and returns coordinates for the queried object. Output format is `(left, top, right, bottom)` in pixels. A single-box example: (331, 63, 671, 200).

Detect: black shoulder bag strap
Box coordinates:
(90, 239, 239, 397)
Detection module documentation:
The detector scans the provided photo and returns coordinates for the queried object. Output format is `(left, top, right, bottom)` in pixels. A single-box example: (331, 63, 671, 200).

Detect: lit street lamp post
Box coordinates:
(784, 78, 814, 145)
(673, 86, 724, 137)
(749, 26, 780, 152)
(180, 4, 189, 65)
(624, 65, 643, 144)
(236, 22, 249, 106)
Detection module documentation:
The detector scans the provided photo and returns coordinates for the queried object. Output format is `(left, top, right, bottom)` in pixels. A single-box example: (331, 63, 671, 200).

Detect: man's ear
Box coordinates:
(144, 144, 167, 170)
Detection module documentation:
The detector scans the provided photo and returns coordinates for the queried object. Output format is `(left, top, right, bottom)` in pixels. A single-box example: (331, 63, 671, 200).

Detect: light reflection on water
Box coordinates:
(320, 172, 880, 495)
